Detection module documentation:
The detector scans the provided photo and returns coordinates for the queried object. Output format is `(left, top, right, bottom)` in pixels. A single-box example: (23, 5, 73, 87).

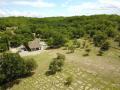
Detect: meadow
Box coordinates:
(10, 39, 120, 90)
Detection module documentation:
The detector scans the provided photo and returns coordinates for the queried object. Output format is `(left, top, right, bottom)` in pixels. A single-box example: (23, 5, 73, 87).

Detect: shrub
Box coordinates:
(83, 48, 91, 56)
(85, 48, 91, 53)
(82, 41, 86, 48)
(93, 32, 107, 47)
(0, 53, 37, 85)
(64, 76, 73, 86)
(56, 53, 65, 60)
(68, 45, 75, 53)
(97, 50, 104, 56)
(48, 58, 64, 74)
(83, 53, 89, 56)
(46, 53, 65, 75)
(115, 34, 120, 47)
(100, 41, 110, 51)
(25, 59, 38, 74)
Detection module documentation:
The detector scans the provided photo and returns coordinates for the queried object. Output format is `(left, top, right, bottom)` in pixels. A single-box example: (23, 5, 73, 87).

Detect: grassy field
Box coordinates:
(9, 40, 120, 90)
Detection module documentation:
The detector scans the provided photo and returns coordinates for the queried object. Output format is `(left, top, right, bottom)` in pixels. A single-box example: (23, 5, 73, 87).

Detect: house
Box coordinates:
(28, 38, 41, 51)
(10, 38, 47, 54)
(27, 38, 47, 51)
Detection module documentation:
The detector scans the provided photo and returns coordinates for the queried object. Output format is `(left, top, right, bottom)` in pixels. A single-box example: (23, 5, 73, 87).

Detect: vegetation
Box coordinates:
(100, 41, 110, 51)
(0, 15, 120, 51)
(0, 15, 120, 89)
(7, 47, 120, 90)
(97, 50, 104, 56)
(64, 76, 73, 86)
(0, 53, 37, 85)
(46, 53, 65, 75)
(93, 32, 107, 47)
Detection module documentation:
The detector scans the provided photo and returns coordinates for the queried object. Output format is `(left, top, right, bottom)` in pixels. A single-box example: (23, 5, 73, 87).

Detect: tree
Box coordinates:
(64, 76, 73, 86)
(47, 53, 65, 75)
(0, 36, 9, 52)
(56, 53, 66, 60)
(83, 48, 91, 56)
(93, 32, 107, 47)
(72, 28, 85, 38)
(97, 50, 104, 56)
(82, 40, 86, 48)
(105, 26, 117, 37)
(0, 53, 37, 85)
(68, 45, 75, 53)
(0, 43, 8, 52)
(47, 33, 67, 48)
(115, 34, 120, 47)
(10, 35, 22, 47)
(73, 39, 80, 48)
(24, 59, 38, 74)
(100, 41, 110, 51)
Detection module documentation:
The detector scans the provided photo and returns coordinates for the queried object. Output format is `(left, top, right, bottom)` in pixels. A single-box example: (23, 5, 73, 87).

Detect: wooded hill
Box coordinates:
(0, 14, 120, 52)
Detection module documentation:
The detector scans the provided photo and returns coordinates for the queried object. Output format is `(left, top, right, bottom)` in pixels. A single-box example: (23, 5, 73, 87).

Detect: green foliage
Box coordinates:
(68, 45, 75, 53)
(73, 39, 80, 48)
(72, 28, 85, 38)
(93, 32, 107, 47)
(0, 36, 9, 52)
(56, 53, 66, 60)
(0, 15, 120, 49)
(82, 40, 86, 48)
(115, 34, 120, 47)
(47, 32, 67, 48)
(64, 76, 73, 86)
(100, 41, 110, 51)
(0, 53, 37, 85)
(97, 50, 104, 56)
(85, 48, 91, 53)
(10, 35, 22, 47)
(0, 43, 8, 52)
(24, 59, 38, 73)
(47, 53, 65, 75)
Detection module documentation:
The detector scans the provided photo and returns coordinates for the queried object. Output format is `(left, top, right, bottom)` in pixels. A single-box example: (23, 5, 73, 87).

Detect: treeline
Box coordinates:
(0, 15, 120, 52)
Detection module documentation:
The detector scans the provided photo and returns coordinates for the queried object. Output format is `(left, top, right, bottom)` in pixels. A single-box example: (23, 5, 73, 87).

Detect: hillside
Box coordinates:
(0, 15, 120, 90)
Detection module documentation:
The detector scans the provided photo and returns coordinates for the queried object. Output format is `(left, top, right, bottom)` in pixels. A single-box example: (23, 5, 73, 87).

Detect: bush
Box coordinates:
(46, 53, 65, 75)
(82, 41, 86, 48)
(97, 50, 104, 56)
(83, 53, 89, 56)
(100, 41, 110, 51)
(83, 48, 91, 56)
(64, 76, 73, 86)
(68, 45, 75, 53)
(56, 53, 65, 60)
(0, 43, 8, 52)
(93, 32, 107, 47)
(85, 48, 91, 53)
(25, 59, 38, 74)
(115, 34, 120, 47)
(0, 53, 37, 85)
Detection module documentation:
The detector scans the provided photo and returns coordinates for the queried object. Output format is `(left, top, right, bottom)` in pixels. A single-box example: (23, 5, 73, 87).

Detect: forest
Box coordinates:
(0, 14, 120, 52)
(0, 15, 120, 89)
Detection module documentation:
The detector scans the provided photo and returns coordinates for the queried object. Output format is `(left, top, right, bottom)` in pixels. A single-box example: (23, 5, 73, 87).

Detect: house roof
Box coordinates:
(28, 38, 41, 49)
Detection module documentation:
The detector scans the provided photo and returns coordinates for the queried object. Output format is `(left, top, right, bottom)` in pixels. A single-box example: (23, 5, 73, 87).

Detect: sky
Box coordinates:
(0, 0, 120, 17)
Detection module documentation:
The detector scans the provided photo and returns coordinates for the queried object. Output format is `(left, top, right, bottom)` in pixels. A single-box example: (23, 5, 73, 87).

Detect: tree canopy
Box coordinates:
(0, 15, 120, 51)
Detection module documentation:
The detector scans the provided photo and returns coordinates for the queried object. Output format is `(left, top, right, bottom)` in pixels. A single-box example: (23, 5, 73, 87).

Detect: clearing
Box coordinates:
(10, 44, 120, 90)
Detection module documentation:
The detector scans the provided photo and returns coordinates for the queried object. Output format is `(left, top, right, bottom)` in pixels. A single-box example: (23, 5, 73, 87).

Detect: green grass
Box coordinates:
(10, 40, 120, 90)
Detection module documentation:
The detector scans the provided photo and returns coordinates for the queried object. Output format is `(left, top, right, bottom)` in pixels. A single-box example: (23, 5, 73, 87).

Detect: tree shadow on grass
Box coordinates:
(83, 53, 89, 56)
(45, 70, 62, 76)
(0, 72, 35, 90)
(45, 70, 56, 76)
(1, 79, 21, 90)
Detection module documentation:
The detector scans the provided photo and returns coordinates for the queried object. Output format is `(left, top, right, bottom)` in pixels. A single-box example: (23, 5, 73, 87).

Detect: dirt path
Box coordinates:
(19, 50, 46, 57)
